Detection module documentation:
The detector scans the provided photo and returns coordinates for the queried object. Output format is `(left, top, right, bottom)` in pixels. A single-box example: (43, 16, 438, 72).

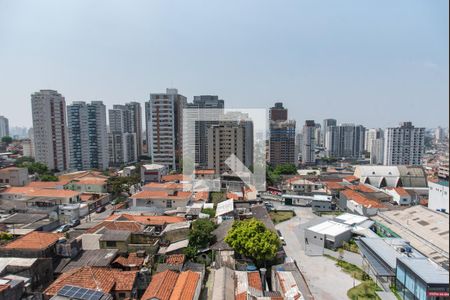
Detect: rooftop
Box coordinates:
(99, 230, 131, 242)
(341, 190, 385, 209)
(106, 214, 185, 226)
(2, 231, 62, 250)
(215, 199, 234, 217)
(113, 253, 145, 268)
(398, 256, 449, 284)
(131, 190, 192, 200)
(60, 249, 118, 273)
(141, 270, 179, 300)
(165, 254, 186, 265)
(334, 213, 369, 226)
(44, 267, 137, 296)
(27, 181, 69, 188)
(307, 220, 351, 237)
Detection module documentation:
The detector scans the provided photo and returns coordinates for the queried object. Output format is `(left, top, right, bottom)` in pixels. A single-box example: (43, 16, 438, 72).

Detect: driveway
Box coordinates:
(276, 206, 360, 300)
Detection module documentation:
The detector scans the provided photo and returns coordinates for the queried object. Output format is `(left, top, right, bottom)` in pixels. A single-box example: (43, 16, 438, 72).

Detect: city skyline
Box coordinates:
(0, 0, 448, 128)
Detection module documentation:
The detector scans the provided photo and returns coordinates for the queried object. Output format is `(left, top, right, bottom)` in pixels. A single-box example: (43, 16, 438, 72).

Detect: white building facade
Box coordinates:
(31, 90, 69, 171)
(428, 181, 449, 213)
(383, 122, 425, 166)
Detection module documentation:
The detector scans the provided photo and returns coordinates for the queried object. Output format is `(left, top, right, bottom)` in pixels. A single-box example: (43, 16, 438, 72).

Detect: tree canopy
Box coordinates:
(107, 175, 140, 196)
(225, 218, 280, 265)
(184, 218, 216, 259)
(1, 136, 12, 144)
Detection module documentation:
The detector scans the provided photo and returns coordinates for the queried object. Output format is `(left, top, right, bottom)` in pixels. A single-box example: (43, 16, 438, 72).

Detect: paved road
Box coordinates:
(323, 248, 363, 269)
(276, 205, 360, 300)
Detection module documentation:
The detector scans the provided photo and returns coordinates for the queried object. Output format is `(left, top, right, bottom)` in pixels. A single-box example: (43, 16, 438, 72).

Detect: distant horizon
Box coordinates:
(1, 0, 448, 128)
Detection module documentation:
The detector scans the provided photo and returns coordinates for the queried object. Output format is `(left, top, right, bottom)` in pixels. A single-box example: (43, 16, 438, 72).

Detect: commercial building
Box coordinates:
(428, 180, 449, 213)
(67, 101, 109, 170)
(0, 116, 9, 138)
(353, 165, 428, 188)
(384, 122, 425, 166)
(325, 123, 366, 159)
(0, 167, 29, 186)
(304, 220, 353, 250)
(146, 88, 187, 170)
(140, 164, 169, 183)
(302, 120, 316, 165)
(31, 90, 69, 171)
(186, 95, 224, 167)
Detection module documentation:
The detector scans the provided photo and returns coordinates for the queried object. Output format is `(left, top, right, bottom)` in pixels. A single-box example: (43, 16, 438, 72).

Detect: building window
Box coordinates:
(166, 200, 173, 208)
(106, 241, 116, 247)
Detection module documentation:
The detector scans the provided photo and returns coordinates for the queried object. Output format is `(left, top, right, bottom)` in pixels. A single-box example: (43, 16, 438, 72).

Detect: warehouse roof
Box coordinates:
(307, 220, 351, 237)
(398, 257, 449, 284)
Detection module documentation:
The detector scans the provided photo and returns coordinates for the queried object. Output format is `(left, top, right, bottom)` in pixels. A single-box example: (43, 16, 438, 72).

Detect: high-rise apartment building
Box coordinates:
(314, 123, 322, 147)
(434, 126, 445, 144)
(269, 102, 288, 121)
(269, 120, 296, 166)
(384, 122, 425, 166)
(186, 95, 225, 167)
(125, 102, 143, 157)
(207, 122, 247, 174)
(0, 116, 9, 138)
(146, 88, 187, 170)
(108, 106, 137, 166)
(294, 133, 303, 165)
(31, 90, 69, 171)
(326, 124, 366, 159)
(370, 138, 384, 165)
(365, 128, 384, 152)
(302, 120, 316, 165)
(67, 101, 108, 170)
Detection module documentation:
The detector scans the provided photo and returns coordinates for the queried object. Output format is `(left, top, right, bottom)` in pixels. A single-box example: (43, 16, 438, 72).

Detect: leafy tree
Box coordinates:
(273, 163, 297, 175)
(40, 174, 59, 182)
(0, 231, 13, 241)
(1, 136, 12, 144)
(15, 156, 35, 166)
(211, 192, 226, 205)
(183, 245, 198, 260)
(266, 166, 281, 186)
(107, 175, 140, 196)
(225, 218, 280, 265)
(188, 219, 216, 249)
(201, 208, 216, 218)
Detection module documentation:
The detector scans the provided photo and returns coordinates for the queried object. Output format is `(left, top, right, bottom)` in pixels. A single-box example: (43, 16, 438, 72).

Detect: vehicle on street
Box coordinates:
(96, 206, 106, 213)
(69, 219, 80, 227)
(277, 229, 286, 246)
(56, 224, 71, 233)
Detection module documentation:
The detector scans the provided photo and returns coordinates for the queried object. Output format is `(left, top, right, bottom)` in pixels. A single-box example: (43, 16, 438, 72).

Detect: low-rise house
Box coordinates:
(0, 231, 62, 258)
(0, 276, 25, 300)
(156, 254, 186, 273)
(0, 257, 53, 291)
(141, 269, 201, 300)
(56, 249, 118, 274)
(310, 195, 334, 212)
(99, 230, 132, 253)
(129, 190, 193, 211)
(141, 164, 169, 183)
(65, 175, 108, 193)
(112, 252, 145, 271)
(0, 213, 59, 236)
(383, 187, 412, 205)
(271, 263, 305, 300)
(43, 266, 138, 300)
(27, 180, 69, 190)
(210, 220, 235, 269)
(0, 186, 81, 204)
(285, 177, 325, 195)
(340, 190, 386, 217)
(119, 165, 136, 177)
(161, 221, 191, 243)
(0, 167, 29, 187)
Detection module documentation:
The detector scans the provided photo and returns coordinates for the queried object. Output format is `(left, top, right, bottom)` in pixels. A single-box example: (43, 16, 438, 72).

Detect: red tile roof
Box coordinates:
(341, 190, 385, 209)
(344, 175, 359, 183)
(169, 270, 200, 300)
(73, 177, 107, 185)
(113, 253, 145, 268)
(27, 181, 69, 188)
(44, 267, 137, 296)
(131, 190, 192, 200)
(87, 220, 143, 233)
(323, 181, 346, 190)
(193, 169, 215, 175)
(141, 270, 179, 300)
(393, 187, 410, 197)
(3, 231, 62, 250)
(248, 271, 263, 291)
(106, 214, 185, 226)
(165, 254, 185, 265)
(193, 191, 209, 201)
(2, 186, 80, 198)
(347, 184, 376, 193)
(161, 174, 190, 182)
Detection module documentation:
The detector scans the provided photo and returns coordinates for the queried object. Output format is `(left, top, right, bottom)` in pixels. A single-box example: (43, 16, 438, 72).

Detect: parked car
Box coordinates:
(69, 219, 80, 227)
(96, 206, 106, 213)
(56, 224, 71, 233)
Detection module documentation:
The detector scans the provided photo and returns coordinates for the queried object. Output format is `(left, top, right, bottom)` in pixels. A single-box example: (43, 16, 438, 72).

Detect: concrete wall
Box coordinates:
(428, 182, 449, 213)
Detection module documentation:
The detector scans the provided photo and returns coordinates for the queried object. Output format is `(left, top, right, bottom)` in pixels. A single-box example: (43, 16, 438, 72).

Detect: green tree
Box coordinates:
(183, 245, 198, 260)
(201, 208, 216, 218)
(273, 163, 297, 175)
(1, 136, 12, 144)
(107, 175, 140, 196)
(225, 218, 280, 265)
(40, 174, 59, 182)
(188, 219, 216, 249)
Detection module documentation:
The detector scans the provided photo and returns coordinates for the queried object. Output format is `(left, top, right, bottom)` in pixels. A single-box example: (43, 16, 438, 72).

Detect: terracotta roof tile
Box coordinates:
(194, 169, 215, 175)
(165, 254, 185, 265)
(3, 231, 62, 250)
(323, 181, 346, 190)
(347, 184, 376, 193)
(87, 221, 143, 233)
(44, 267, 136, 296)
(344, 175, 360, 183)
(341, 190, 385, 209)
(73, 177, 107, 185)
(393, 187, 410, 197)
(27, 181, 69, 188)
(141, 270, 179, 300)
(113, 253, 145, 268)
(2, 186, 80, 198)
(247, 271, 263, 291)
(169, 271, 200, 300)
(161, 174, 190, 182)
(106, 214, 185, 226)
(131, 190, 192, 200)
(143, 182, 187, 190)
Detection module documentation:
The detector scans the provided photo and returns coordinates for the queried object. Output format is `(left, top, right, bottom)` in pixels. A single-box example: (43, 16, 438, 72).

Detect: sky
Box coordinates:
(0, 0, 448, 129)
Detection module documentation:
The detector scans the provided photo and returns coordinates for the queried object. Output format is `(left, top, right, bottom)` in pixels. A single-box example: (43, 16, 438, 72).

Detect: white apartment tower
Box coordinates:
(302, 120, 316, 165)
(370, 138, 384, 165)
(383, 122, 425, 166)
(147, 88, 187, 170)
(67, 101, 109, 170)
(108, 106, 137, 166)
(31, 90, 69, 171)
(365, 128, 384, 153)
(0, 116, 9, 138)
